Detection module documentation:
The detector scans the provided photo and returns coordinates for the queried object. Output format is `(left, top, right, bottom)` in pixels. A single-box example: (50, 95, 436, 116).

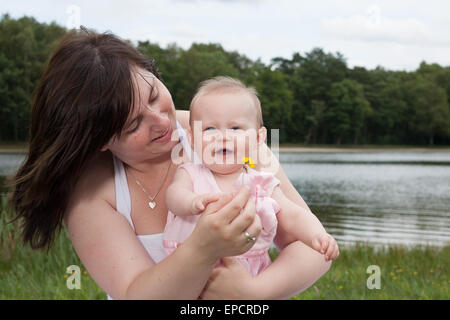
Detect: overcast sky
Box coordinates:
(2, 0, 450, 71)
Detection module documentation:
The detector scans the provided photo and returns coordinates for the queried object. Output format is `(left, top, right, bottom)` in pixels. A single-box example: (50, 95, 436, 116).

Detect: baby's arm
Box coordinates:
(166, 167, 219, 216)
(272, 187, 339, 261)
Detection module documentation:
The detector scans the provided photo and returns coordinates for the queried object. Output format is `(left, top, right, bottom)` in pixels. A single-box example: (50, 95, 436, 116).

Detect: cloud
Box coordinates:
(320, 5, 450, 48)
(171, 22, 206, 39)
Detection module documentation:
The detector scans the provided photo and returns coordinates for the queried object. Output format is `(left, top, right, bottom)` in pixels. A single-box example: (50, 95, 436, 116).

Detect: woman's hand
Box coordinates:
(199, 257, 258, 300)
(186, 186, 262, 264)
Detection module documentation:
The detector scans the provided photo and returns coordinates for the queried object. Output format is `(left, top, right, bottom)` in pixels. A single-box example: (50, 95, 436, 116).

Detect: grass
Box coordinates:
(1, 194, 449, 300)
(0, 195, 106, 299)
(271, 244, 450, 300)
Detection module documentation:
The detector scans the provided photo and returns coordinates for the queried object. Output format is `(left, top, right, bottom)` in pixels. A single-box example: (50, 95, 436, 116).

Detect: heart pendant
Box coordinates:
(148, 201, 156, 209)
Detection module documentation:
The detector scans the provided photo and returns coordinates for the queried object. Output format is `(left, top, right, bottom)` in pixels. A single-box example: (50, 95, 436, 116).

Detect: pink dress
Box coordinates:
(163, 162, 281, 277)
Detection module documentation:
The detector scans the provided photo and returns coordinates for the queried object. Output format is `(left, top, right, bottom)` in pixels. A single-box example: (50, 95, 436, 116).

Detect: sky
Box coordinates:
(2, 0, 450, 71)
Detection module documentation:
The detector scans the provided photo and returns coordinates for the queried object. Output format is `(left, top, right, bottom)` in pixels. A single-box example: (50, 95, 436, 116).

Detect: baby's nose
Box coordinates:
(221, 130, 233, 141)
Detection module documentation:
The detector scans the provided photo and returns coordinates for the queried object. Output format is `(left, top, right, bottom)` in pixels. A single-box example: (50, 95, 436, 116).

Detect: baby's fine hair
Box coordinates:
(189, 76, 263, 127)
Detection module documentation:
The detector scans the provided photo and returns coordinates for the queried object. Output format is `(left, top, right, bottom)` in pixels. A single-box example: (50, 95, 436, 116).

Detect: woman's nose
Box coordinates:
(146, 106, 170, 132)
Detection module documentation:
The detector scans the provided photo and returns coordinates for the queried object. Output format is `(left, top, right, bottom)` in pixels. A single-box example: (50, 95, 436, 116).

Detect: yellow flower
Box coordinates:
(64, 274, 68, 279)
(396, 269, 403, 273)
(429, 269, 434, 273)
(338, 285, 343, 290)
(390, 272, 394, 276)
(83, 271, 87, 275)
(393, 277, 397, 281)
(241, 157, 255, 168)
(393, 265, 398, 269)
(413, 271, 418, 276)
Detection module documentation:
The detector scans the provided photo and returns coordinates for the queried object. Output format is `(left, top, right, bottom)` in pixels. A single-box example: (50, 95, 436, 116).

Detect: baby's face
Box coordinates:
(190, 91, 263, 175)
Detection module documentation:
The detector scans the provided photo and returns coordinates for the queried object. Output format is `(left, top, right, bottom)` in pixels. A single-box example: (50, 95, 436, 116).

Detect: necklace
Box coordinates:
(127, 161, 172, 210)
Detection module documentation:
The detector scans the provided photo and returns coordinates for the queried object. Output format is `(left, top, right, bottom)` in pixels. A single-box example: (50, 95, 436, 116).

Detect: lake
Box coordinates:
(280, 151, 450, 248)
(1, 151, 450, 247)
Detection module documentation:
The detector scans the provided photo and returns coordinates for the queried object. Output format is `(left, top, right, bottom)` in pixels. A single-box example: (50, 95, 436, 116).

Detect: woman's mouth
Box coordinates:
(152, 124, 173, 143)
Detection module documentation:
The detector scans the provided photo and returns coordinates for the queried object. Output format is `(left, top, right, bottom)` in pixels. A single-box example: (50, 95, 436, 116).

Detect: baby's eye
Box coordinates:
(231, 126, 242, 130)
(204, 127, 215, 131)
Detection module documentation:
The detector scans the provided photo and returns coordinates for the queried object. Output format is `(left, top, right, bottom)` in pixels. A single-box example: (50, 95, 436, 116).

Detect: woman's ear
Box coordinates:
(100, 144, 109, 152)
(100, 137, 114, 152)
(257, 127, 267, 145)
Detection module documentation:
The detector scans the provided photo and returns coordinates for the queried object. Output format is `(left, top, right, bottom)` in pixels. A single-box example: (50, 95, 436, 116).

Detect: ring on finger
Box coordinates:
(244, 231, 257, 243)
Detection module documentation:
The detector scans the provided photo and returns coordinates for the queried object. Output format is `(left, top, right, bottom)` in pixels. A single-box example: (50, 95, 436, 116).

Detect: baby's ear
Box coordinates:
(257, 127, 267, 145)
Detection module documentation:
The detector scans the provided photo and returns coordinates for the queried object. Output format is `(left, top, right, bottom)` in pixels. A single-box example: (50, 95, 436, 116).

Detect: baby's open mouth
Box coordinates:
(215, 148, 233, 155)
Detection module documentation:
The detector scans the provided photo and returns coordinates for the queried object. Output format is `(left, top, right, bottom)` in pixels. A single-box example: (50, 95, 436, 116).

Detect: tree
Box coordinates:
(169, 43, 240, 109)
(0, 14, 66, 142)
(326, 79, 372, 144)
(304, 100, 326, 145)
(405, 77, 449, 145)
(250, 68, 293, 143)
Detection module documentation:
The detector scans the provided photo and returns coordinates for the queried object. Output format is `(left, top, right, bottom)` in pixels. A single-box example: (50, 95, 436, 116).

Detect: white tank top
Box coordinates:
(108, 121, 195, 299)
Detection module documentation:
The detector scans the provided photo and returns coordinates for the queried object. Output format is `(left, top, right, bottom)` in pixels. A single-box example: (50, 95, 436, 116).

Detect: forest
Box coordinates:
(1, 14, 449, 145)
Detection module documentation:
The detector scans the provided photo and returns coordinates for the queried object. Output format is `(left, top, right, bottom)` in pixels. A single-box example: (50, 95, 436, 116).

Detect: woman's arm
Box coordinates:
(65, 170, 260, 299)
(200, 241, 331, 300)
(201, 144, 334, 300)
(259, 145, 335, 298)
(65, 193, 214, 299)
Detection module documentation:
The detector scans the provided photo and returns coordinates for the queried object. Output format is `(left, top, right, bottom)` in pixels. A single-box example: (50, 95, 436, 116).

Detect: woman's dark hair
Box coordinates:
(10, 27, 160, 250)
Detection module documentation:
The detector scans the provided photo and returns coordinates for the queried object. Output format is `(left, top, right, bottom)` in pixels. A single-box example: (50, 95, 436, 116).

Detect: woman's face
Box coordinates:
(104, 68, 179, 164)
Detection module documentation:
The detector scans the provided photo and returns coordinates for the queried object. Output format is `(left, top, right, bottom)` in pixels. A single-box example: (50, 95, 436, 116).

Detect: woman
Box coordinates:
(11, 28, 332, 299)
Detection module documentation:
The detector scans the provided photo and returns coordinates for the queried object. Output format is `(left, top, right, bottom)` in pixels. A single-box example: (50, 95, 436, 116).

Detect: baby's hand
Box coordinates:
(191, 193, 220, 215)
(311, 233, 340, 261)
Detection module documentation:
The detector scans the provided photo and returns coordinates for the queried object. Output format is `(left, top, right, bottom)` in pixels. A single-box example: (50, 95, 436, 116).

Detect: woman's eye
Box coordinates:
(204, 127, 215, 131)
(126, 124, 139, 134)
(231, 126, 241, 130)
(126, 120, 141, 134)
(149, 90, 159, 103)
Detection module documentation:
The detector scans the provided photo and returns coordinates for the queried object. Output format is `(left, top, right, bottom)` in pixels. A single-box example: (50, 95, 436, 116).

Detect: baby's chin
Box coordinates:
(204, 162, 243, 175)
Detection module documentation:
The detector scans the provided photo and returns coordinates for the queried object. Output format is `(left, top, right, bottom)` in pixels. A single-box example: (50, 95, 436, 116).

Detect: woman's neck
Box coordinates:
(121, 152, 174, 176)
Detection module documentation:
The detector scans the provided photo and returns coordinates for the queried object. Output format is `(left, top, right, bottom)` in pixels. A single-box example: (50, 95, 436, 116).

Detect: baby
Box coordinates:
(163, 76, 338, 276)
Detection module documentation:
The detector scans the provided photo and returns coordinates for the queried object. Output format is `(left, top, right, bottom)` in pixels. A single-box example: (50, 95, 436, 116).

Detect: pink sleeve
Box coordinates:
(255, 170, 280, 197)
(265, 173, 281, 197)
(177, 162, 198, 185)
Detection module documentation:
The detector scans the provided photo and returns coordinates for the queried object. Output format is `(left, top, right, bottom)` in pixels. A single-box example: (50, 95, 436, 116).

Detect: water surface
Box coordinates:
(1, 151, 449, 247)
(280, 151, 450, 247)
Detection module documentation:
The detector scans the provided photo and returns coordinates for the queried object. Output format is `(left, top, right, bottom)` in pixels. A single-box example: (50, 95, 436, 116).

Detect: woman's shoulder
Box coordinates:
(69, 151, 116, 213)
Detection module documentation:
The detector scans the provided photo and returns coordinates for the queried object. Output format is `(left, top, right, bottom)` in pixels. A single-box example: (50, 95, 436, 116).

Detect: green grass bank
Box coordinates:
(1, 195, 448, 300)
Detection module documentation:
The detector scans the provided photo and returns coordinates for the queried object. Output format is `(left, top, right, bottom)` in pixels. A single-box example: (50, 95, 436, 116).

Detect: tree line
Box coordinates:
(1, 14, 449, 145)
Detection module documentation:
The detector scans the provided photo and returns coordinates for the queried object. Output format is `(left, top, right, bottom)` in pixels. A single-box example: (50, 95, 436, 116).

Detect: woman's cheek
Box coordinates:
(130, 130, 151, 146)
